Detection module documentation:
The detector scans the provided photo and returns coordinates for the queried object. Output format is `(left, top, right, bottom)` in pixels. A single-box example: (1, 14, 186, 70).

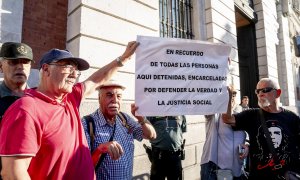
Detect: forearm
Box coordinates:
(91, 141, 123, 165)
(221, 113, 236, 126)
(1, 170, 31, 180)
(91, 145, 107, 167)
(221, 89, 236, 126)
(83, 58, 123, 97)
(138, 117, 156, 140)
(83, 41, 138, 97)
(1, 156, 31, 180)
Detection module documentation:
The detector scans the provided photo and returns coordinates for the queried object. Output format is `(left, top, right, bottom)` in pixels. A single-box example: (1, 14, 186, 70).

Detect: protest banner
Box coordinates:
(135, 36, 231, 116)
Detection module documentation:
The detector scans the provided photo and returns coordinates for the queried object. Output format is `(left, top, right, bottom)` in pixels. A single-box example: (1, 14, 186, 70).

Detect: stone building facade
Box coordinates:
(0, 0, 299, 179)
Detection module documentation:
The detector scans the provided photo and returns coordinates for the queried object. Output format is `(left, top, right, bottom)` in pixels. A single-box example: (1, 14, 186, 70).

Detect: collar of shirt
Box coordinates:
(0, 82, 29, 98)
(24, 88, 67, 106)
(95, 109, 116, 127)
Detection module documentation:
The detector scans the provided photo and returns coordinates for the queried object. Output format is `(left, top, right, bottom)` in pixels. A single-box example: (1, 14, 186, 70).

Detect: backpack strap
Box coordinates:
(83, 115, 95, 152)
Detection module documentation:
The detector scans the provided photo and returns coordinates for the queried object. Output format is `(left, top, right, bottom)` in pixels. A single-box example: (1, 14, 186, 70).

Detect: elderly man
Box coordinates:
(0, 41, 139, 180)
(222, 78, 300, 179)
(0, 42, 33, 119)
(82, 80, 156, 180)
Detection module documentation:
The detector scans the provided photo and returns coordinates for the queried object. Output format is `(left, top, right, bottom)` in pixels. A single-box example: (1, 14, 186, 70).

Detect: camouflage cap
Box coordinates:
(0, 42, 33, 61)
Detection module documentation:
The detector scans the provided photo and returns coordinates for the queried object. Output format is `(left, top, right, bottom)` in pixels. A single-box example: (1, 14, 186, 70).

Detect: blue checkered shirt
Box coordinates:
(82, 109, 143, 180)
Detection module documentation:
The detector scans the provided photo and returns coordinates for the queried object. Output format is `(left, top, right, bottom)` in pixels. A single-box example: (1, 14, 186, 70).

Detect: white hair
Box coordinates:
(259, 78, 280, 89)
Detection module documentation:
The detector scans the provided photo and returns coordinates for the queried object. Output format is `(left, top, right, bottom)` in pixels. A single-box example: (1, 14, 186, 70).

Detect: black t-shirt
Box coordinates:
(234, 108, 300, 179)
(0, 96, 20, 120)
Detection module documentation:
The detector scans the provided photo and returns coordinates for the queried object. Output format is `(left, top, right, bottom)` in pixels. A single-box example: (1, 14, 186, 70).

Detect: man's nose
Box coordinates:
(68, 70, 78, 77)
(112, 95, 118, 102)
(15, 62, 25, 69)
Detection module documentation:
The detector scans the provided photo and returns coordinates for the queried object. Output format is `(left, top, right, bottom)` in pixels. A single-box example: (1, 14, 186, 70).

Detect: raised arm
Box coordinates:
(221, 86, 236, 126)
(83, 41, 139, 98)
(131, 103, 156, 140)
(1, 156, 32, 180)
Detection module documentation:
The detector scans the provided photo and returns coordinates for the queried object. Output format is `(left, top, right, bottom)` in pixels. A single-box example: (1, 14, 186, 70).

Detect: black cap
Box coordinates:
(39, 49, 89, 71)
(0, 42, 33, 61)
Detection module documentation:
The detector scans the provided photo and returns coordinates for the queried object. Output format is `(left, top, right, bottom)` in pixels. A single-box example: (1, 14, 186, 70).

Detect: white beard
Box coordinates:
(258, 98, 270, 108)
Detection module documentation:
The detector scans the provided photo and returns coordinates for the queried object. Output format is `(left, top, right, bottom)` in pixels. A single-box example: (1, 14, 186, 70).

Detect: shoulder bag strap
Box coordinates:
(258, 109, 282, 169)
(84, 115, 95, 152)
(118, 112, 129, 129)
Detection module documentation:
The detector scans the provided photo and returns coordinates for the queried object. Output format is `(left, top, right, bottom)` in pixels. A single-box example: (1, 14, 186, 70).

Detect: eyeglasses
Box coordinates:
(255, 87, 276, 94)
(48, 63, 81, 76)
(4, 59, 31, 66)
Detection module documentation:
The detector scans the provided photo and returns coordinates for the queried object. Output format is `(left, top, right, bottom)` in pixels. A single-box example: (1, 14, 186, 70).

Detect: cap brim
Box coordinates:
(4, 56, 34, 61)
(58, 57, 90, 71)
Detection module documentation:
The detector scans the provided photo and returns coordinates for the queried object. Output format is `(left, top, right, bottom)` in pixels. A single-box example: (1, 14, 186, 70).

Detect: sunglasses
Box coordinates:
(255, 87, 277, 94)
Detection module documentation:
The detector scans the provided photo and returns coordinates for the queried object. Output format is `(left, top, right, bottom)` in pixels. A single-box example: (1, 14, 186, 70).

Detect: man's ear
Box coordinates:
(276, 89, 281, 98)
(41, 64, 50, 76)
(0, 61, 3, 73)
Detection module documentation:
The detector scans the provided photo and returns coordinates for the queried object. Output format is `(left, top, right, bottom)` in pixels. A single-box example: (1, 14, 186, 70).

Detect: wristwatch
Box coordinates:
(139, 118, 147, 125)
(116, 56, 124, 67)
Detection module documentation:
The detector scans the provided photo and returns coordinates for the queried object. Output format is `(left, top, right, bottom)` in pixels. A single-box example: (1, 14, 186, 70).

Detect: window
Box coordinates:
(292, 0, 300, 13)
(159, 0, 194, 39)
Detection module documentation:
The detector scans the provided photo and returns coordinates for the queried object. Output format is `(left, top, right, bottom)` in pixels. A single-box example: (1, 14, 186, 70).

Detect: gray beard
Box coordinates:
(258, 98, 270, 108)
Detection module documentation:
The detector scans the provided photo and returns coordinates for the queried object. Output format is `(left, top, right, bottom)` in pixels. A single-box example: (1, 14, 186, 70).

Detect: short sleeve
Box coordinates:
(0, 102, 41, 156)
(124, 114, 143, 141)
(70, 83, 84, 108)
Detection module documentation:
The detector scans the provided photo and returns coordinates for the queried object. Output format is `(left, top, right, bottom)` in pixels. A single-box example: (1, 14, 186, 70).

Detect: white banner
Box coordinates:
(135, 36, 231, 116)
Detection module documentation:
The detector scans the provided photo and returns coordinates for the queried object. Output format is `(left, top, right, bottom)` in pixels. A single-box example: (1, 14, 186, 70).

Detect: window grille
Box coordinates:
(292, 0, 300, 12)
(159, 0, 194, 39)
(246, 0, 254, 8)
(236, 0, 254, 9)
